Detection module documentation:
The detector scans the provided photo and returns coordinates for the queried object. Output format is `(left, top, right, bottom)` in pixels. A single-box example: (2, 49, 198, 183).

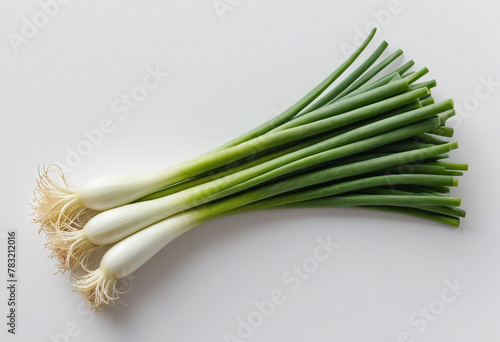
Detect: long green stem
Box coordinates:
(152, 100, 449, 206)
(189, 142, 457, 222)
(404, 68, 429, 85)
(226, 194, 462, 226)
(203, 108, 449, 202)
(304, 40, 390, 113)
(227, 174, 457, 212)
(343, 60, 415, 100)
(269, 194, 460, 210)
(361, 206, 460, 226)
(139, 93, 429, 202)
(214, 28, 378, 150)
(355, 188, 466, 217)
(139, 129, 343, 201)
(332, 49, 404, 101)
(274, 79, 410, 131)
(163, 88, 432, 190)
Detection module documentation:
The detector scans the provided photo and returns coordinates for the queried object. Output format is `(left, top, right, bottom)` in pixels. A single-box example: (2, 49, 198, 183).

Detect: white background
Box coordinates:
(1, 0, 500, 341)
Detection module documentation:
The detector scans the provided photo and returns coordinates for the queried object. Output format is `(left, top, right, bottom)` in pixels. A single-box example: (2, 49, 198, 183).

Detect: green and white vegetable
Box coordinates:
(33, 29, 468, 310)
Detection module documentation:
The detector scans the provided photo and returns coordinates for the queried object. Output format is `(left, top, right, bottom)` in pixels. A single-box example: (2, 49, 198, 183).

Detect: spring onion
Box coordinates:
(32, 29, 468, 310)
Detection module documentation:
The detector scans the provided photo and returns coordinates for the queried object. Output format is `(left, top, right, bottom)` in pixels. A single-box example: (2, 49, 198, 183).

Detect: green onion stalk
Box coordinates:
(32, 29, 468, 310)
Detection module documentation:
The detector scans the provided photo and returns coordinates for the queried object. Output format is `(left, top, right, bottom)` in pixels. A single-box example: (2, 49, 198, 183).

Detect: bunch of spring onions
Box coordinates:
(33, 28, 467, 310)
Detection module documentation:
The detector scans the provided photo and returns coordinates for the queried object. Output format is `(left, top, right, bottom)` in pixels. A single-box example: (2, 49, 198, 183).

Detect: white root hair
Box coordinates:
(72, 268, 132, 311)
(32, 165, 97, 235)
(45, 228, 100, 273)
